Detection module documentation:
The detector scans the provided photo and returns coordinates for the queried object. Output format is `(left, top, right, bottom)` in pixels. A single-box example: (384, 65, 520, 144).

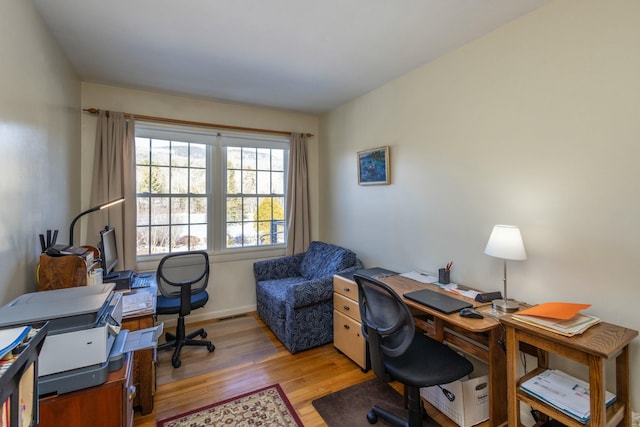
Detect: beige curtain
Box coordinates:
(286, 133, 311, 255)
(87, 111, 137, 271)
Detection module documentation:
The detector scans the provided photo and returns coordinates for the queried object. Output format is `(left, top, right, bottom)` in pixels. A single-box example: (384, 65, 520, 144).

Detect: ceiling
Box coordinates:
(33, 0, 550, 114)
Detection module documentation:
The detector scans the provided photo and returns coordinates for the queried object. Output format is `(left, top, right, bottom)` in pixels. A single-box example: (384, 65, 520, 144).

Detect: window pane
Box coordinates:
(271, 171, 284, 194)
(170, 141, 189, 167)
(150, 225, 170, 253)
(190, 168, 206, 194)
(190, 144, 207, 168)
(170, 167, 188, 194)
(226, 197, 242, 222)
(273, 197, 285, 220)
(191, 197, 207, 217)
(257, 171, 270, 194)
(136, 227, 149, 255)
(242, 147, 256, 170)
(243, 197, 257, 221)
(151, 139, 171, 166)
(154, 166, 170, 193)
(242, 170, 256, 194)
(272, 149, 284, 171)
(243, 222, 257, 246)
(136, 166, 150, 193)
(151, 197, 169, 225)
(136, 137, 150, 164)
(227, 147, 242, 169)
(188, 224, 207, 250)
(227, 169, 240, 194)
(171, 197, 188, 224)
(257, 148, 271, 170)
(137, 198, 150, 226)
(226, 222, 242, 248)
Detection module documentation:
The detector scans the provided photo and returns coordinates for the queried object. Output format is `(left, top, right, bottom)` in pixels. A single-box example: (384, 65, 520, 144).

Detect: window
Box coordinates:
(222, 135, 288, 248)
(135, 126, 288, 257)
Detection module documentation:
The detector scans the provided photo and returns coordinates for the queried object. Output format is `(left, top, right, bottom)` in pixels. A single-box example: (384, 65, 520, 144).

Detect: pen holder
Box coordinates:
(438, 268, 450, 284)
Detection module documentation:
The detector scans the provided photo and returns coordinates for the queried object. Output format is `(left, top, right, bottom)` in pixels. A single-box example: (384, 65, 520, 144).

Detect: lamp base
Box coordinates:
(492, 299, 520, 313)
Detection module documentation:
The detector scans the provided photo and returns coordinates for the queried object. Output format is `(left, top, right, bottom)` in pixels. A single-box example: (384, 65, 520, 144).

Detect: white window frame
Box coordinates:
(134, 123, 289, 264)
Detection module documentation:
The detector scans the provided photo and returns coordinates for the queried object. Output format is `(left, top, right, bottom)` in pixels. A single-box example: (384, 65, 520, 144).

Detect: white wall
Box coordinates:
(80, 83, 320, 321)
(0, 1, 80, 304)
(320, 0, 640, 411)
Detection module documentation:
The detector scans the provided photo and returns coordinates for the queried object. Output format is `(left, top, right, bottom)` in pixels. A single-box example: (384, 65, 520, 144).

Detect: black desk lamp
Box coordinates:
(69, 197, 125, 246)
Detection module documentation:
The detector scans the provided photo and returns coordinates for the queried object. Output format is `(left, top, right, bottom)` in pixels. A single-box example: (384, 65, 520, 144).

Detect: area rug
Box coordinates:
(156, 384, 303, 427)
(312, 378, 439, 427)
(157, 315, 277, 385)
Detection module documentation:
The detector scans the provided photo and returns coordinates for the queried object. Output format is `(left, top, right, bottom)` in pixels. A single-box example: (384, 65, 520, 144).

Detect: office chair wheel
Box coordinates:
(207, 343, 215, 352)
(366, 410, 378, 424)
(172, 357, 181, 368)
(200, 331, 208, 338)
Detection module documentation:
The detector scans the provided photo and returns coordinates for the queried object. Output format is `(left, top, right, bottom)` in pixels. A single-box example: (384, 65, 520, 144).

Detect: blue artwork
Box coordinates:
(358, 146, 389, 185)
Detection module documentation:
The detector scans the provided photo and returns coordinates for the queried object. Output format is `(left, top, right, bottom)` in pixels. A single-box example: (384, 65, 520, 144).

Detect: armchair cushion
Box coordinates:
(254, 241, 362, 353)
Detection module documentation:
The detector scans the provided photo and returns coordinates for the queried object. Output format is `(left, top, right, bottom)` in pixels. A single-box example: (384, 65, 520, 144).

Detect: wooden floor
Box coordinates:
(133, 312, 457, 427)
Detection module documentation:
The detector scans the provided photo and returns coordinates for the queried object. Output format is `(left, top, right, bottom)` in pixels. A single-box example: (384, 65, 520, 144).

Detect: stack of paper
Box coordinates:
(122, 292, 154, 315)
(521, 369, 616, 423)
(0, 325, 31, 359)
(513, 302, 599, 337)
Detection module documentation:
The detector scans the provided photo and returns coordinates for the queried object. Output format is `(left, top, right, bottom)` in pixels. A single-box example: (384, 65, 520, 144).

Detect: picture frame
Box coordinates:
(357, 146, 390, 185)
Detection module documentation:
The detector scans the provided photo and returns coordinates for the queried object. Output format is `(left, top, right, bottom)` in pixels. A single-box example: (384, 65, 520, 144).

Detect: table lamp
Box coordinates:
(69, 197, 125, 246)
(484, 224, 527, 312)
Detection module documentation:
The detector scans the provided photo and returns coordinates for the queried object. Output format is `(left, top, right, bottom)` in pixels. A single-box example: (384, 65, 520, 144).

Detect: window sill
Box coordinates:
(135, 246, 286, 272)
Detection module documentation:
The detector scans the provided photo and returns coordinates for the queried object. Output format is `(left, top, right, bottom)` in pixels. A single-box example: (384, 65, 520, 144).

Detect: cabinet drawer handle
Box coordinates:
(343, 324, 350, 330)
(128, 385, 137, 401)
(343, 306, 350, 311)
(343, 287, 351, 292)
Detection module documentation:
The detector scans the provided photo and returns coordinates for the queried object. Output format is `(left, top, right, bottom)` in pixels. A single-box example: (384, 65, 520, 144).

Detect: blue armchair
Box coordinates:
(254, 241, 363, 353)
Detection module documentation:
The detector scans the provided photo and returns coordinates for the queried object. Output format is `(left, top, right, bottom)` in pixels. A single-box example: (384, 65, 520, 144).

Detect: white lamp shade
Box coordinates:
(484, 225, 527, 261)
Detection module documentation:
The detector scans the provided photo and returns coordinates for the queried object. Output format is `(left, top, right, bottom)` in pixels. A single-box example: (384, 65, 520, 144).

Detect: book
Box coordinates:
(521, 369, 616, 423)
(512, 313, 599, 337)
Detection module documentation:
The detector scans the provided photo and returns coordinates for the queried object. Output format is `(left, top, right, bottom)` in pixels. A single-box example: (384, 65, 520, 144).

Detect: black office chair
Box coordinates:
(156, 251, 215, 368)
(353, 273, 474, 427)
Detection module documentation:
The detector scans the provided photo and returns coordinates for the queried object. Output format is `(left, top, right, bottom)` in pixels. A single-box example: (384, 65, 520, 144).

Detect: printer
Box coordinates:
(0, 283, 161, 395)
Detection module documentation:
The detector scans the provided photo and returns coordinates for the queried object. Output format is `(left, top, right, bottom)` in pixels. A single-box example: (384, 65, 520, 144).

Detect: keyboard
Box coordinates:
(132, 273, 154, 289)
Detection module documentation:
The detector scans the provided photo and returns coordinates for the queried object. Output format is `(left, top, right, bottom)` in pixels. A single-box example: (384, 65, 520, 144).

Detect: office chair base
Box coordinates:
(158, 327, 215, 368)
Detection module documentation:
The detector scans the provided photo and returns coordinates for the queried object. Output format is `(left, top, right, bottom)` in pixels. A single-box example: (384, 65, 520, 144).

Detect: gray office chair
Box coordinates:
(156, 251, 215, 368)
(353, 273, 474, 427)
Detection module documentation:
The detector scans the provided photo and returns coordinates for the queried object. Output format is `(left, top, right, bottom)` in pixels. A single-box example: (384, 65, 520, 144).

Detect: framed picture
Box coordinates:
(357, 146, 390, 185)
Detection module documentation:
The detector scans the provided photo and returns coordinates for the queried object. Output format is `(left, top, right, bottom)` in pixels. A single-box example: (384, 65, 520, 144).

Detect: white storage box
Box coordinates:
(420, 364, 489, 427)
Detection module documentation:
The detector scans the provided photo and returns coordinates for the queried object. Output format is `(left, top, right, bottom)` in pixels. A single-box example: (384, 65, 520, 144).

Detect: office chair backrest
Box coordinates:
(157, 251, 210, 315)
(353, 273, 415, 381)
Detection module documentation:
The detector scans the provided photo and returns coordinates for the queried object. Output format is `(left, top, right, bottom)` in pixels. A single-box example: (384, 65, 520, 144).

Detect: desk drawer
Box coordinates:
(333, 310, 366, 369)
(334, 275, 359, 300)
(334, 292, 361, 322)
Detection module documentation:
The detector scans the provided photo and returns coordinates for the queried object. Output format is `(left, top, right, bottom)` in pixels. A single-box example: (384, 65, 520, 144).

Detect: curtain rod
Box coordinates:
(82, 108, 313, 138)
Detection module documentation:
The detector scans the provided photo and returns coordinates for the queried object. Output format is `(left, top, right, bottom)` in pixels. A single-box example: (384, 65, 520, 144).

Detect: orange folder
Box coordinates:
(517, 302, 591, 320)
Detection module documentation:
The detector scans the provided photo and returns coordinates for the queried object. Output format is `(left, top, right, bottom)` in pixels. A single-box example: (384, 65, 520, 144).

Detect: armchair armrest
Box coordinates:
(253, 253, 305, 282)
(287, 260, 364, 308)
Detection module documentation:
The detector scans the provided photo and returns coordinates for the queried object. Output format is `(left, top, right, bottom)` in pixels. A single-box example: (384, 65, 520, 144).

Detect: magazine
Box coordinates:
(521, 369, 616, 423)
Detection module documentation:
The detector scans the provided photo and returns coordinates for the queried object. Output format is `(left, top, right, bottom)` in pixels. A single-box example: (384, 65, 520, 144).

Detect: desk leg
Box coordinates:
(505, 326, 520, 427)
(588, 354, 606, 426)
(489, 327, 508, 426)
(616, 345, 631, 426)
(135, 348, 155, 415)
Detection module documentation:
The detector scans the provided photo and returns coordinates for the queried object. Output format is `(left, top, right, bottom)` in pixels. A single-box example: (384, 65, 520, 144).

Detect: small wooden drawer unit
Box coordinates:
(333, 273, 368, 369)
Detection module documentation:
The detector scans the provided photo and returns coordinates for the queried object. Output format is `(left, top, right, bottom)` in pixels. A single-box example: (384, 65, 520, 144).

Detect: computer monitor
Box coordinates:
(100, 226, 118, 277)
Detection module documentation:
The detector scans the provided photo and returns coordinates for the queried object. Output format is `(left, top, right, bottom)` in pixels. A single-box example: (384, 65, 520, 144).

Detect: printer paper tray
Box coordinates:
(39, 323, 162, 396)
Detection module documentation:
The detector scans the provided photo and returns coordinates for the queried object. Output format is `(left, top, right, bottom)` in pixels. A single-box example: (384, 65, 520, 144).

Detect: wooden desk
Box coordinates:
(501, 315, 638, 427)
(379, 275, 507, 427)
(121, 278, 157, 415)
(38, 352, 134, 427)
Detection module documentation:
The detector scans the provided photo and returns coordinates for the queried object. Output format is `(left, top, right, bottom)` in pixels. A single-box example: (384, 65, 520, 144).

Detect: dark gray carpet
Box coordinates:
(312, 378, 439, 427)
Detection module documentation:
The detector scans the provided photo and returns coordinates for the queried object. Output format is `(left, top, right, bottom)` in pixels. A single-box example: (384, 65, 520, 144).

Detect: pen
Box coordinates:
(446, 262, 453, 271)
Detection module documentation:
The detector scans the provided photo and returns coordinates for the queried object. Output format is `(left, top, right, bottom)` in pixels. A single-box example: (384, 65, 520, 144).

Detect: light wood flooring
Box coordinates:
(134, 312, 457, 427)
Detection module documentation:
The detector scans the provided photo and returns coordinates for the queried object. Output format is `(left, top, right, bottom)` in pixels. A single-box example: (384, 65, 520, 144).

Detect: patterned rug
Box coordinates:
(156, 384, 303, 427)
